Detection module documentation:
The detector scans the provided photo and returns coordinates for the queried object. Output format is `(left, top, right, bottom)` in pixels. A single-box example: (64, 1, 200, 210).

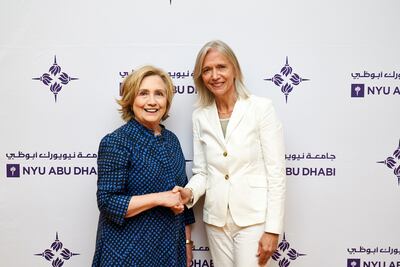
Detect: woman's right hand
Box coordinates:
(158, 190, 182, 207)
(160, 190, 185, 215)
(172, 186, 192, 204)
(125, 190, 184, 218)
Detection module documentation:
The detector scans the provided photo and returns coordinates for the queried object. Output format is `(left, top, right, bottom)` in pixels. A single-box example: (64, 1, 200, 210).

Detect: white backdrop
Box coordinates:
(1, 1, 399, 266)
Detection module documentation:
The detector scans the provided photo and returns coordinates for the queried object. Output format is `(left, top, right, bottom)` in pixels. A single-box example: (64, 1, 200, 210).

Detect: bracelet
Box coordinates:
(185, 239, 194, 245)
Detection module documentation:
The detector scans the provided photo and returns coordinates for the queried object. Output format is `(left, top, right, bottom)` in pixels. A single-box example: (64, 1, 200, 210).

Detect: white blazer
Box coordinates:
(186, 95, 286, 234)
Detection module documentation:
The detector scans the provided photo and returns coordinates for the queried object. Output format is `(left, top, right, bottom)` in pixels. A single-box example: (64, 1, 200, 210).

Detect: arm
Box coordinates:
(96, 134, 132, 225)
(169, 136, 195, 267)
(259, 101, 286, 234)
(125, 190, 183, 218)
(170, 135, 195, 214)
(185, 225, 193, 267)
(184, 113, 207, 207)
(257, 100, 286, 265)
(97, 134, 182, 223)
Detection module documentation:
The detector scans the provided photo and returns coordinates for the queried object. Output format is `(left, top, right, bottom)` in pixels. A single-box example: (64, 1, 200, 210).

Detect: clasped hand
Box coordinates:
(160, 186, 183, 215)
(162, 186, 192, 215)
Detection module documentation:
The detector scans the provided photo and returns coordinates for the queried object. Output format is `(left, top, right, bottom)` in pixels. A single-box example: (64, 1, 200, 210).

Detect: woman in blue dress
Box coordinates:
(92, 65, 195, 266)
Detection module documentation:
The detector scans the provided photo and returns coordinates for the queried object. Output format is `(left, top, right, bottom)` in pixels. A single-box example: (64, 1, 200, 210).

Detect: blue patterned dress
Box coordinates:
(92, 119, 195, 267)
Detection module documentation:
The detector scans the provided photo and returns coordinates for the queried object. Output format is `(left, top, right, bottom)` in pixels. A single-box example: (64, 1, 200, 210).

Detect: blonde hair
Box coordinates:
(118, 65, 174, 122)
(193, 40, 250, 107)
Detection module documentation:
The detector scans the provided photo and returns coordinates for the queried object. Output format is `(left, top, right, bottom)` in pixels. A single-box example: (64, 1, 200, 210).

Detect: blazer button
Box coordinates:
(224, 174, 229, 180)
(223, 151, 228, 157)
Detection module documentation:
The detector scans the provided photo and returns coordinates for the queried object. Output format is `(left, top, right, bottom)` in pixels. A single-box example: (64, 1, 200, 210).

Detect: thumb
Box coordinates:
(172, 186, 182, 193)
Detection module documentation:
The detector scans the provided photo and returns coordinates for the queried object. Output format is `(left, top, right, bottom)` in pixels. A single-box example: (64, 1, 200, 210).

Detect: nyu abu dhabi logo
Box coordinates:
(272, 233, 306, 266)
(377, 139, 400, 185)
(350, 70, 400, 98)
(350, 83, 400, 98)
(264, 57, 310, 103)
(347, 258, 361, 267)
(351, 84, 365, 98)
(6, 164, 20, 178)
(34, 232, 80, 266)
(33, 56, 78, 102)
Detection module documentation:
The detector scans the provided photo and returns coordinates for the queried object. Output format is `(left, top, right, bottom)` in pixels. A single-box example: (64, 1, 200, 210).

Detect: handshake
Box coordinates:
(160, 186, 193, 215)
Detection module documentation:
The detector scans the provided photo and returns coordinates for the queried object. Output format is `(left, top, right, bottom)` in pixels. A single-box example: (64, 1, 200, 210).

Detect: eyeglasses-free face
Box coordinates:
(133, 75, 167, 134)
(201, 48, 236, 99)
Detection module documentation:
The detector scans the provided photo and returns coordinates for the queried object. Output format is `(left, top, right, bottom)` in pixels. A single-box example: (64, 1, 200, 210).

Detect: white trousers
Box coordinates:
(205, 209, 266, 267)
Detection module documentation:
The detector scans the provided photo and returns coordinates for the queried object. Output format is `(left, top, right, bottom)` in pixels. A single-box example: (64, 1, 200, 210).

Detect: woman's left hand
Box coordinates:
(257, 232, 279, 266)
(170, 204, 184, 215)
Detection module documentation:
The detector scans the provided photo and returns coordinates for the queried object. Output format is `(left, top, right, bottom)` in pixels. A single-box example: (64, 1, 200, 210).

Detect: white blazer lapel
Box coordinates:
(205, 102, 226, 145)
(225, 98, 249, 142)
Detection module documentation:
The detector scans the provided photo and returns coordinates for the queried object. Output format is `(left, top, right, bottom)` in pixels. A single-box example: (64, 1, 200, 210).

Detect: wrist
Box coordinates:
(156, 191, 167, 206)
(186, 188, 194, 204)
(185, 239, 194, 246)
(264, 232, 279, 236)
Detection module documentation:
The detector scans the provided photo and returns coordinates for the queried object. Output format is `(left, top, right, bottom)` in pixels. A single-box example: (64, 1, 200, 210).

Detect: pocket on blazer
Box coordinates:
(246, 175, 267, 188)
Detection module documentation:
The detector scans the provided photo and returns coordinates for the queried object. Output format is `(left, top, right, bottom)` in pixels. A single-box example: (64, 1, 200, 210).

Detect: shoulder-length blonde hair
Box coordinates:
(193, 40, 250, 107)
(118, 65, 174, 122)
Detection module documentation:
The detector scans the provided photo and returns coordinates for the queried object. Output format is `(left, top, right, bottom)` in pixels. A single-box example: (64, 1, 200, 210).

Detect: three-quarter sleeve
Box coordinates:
(96, 134, 132, 226)
(183, 206, 195, 225)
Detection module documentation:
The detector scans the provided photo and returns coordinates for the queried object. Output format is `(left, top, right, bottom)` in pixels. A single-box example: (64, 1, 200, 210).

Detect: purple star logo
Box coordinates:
(33, 56, 78, 102)
(272, 233, 306, 267)
(377, 139, 400, 185)
(34, 232, 80, 266)
(264, 57, 309, 103)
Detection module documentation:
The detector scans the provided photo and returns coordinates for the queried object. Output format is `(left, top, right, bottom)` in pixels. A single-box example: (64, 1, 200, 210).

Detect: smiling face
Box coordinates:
(201, 48, 236, 100)
(133, 75, 167, 133)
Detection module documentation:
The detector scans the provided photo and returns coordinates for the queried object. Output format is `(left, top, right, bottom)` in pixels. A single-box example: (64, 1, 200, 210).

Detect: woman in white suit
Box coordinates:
(175, 40, 286, 267)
